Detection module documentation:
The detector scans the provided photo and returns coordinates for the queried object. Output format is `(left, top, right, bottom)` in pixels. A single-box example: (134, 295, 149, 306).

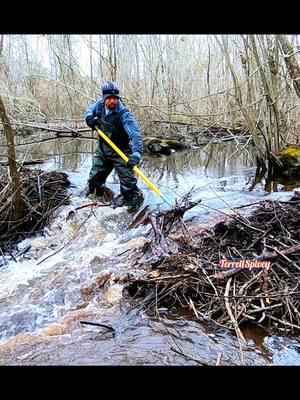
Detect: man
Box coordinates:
(85, 82, 144, 213)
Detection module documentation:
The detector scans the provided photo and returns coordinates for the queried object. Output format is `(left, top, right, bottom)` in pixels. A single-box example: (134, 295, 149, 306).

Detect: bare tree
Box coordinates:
(278, 35, 300, 100)
(1, 34, 300, 153)
(0, 95, 21, 221)
(249, 34, 281, 155)
(215, 35, 267, 172)
(0, 35, 3, 56)
(89, 35, 93, 84)
(106, 34, 117, 81)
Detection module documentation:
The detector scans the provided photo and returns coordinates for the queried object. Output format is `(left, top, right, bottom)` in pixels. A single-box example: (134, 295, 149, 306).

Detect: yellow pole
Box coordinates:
(96, 128, 172, 206)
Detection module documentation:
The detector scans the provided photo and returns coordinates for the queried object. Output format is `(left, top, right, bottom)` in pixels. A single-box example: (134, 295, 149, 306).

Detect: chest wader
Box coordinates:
(88, 106, 141, 200)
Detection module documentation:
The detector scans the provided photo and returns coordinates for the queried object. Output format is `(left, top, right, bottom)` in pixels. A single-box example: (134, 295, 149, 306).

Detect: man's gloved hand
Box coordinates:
(86, 116, 98, 130)
(127, 155, 140, 170)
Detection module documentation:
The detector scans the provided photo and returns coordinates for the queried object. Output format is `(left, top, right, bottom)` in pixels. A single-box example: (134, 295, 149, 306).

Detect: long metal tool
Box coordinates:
(96, 128, 172, 206)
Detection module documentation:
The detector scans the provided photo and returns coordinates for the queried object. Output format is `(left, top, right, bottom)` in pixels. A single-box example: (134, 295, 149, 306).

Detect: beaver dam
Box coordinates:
(0, 166, 70, 253)
(125, 192, 300, 342)
(1, 164, 300, 343)
(0, 142, 300, 364)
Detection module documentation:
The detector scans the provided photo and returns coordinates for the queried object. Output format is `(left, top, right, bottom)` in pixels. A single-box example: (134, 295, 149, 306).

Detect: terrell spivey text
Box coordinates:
(220, 259, 271, 269)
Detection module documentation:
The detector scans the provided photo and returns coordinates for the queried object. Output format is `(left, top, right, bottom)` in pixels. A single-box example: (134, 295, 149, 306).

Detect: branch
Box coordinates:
(210, 244, 300, 281)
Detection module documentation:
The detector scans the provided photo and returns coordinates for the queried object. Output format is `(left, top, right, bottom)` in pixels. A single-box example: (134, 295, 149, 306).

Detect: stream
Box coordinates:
(0, 136, 300, 365)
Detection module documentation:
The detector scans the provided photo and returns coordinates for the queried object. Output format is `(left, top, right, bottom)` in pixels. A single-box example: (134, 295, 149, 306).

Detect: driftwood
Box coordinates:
(0, 160, 45, 166)
(150, 119, 249, 135)
(130, 190, 201, 266)
(11, 120, 89, 135)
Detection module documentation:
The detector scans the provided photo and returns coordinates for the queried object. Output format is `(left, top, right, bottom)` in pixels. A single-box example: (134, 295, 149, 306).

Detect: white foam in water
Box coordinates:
(0, 142, 299, 362)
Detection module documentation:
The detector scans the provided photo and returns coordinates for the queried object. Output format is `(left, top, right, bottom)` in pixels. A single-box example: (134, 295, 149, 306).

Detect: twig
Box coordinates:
(80, 321, 115, 333)
(267, 315, 300, 331)
(170, 345, 210, 365)
(210, 267, 247, 281)
(74, 202, 107, 210)
(224, 278, 246, 344)
(262, 244, 300, 260)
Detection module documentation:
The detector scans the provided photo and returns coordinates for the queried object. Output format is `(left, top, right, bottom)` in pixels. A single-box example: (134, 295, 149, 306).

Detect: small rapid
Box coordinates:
(0, 140, 299, 365)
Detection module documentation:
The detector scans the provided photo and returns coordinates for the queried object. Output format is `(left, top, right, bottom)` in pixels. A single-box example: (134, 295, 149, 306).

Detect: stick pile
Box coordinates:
(126, 194, 300, 337)
(0, 166, 70, 250)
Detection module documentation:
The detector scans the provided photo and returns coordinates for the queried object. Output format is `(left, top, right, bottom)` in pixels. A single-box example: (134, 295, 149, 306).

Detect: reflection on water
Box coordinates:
(265, 177, 300, 192)
(2, 133, 299, 213)
(2, 134, 300, 196)
(0, 133, 258, 190)
(1, 133, 300, 219)
(0, 133, 255, 177)
(143, 143, 255, 182)
(241, 322, 270, 359)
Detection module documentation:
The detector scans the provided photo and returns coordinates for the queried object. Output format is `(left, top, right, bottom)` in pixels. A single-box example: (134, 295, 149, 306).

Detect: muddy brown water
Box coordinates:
(0, 135, 299, 365)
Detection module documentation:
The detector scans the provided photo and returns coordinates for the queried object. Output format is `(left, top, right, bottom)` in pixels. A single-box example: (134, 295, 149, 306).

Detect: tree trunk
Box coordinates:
(0, 95, 22, 221)
(216, 35, 267, 171)
(89, 34, 93, 82)
(278, 35, 300, 100)
(0, 34, 3, 56)
(249, 34, 281, 155)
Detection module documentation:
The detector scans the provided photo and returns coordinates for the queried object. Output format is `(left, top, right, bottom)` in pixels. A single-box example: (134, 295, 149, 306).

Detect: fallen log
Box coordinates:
(0, 159, 45, 166)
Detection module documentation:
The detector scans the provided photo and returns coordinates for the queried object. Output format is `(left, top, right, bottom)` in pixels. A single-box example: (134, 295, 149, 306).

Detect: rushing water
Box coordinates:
(0, 135, 300, 365)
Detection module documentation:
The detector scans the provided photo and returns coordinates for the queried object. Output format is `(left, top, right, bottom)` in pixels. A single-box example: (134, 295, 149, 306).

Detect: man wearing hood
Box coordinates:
(85, 82, 144, 212)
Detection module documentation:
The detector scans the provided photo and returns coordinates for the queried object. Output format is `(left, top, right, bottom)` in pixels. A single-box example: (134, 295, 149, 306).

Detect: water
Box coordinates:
(14, 136, 298, 214)
(0, 134, 299, 365)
